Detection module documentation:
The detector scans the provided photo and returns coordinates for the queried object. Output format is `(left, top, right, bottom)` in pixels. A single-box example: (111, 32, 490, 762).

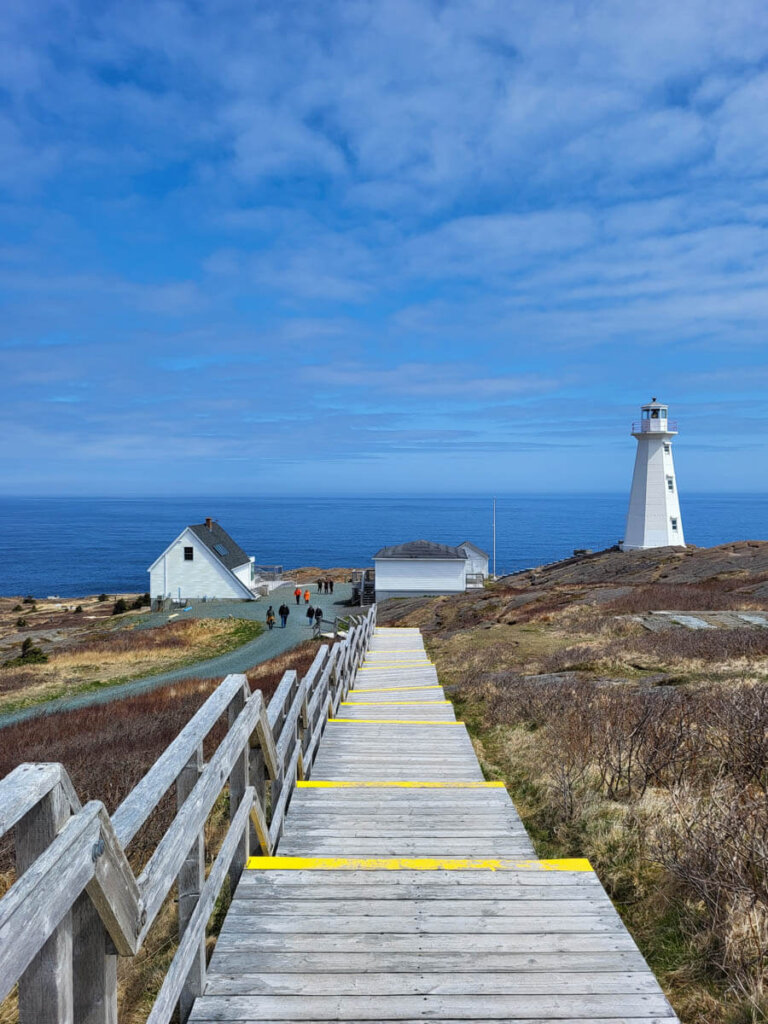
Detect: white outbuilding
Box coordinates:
(373, 540, 470, 601)
(149, 518, 255, 601)
(459, 540, 490, 579)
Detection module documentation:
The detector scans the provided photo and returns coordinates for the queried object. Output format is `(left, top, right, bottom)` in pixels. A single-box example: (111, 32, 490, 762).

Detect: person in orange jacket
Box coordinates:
(294, 586, 302, 605)
(303, 589, 310, 604)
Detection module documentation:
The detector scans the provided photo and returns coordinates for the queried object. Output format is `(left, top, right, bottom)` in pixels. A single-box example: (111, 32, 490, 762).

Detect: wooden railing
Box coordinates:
(0, 604, 377, 1024)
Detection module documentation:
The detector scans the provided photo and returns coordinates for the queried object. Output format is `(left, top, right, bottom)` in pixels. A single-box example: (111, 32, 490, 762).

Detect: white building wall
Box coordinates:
(232, 562, 253, 587)
(623, 435, 685, 549)
(149, 530, 250, 599)
(464, 549, 489, 576)
(374, 558, 467, 599)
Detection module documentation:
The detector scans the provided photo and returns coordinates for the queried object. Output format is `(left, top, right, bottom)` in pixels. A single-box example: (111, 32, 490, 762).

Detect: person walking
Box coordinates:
(294, 586, 302, 606)
(304, 589, 310, 604)
(314, 606, 323, 627)
(279, 603, 289, 628)
(329, 579, 334, 594)
(316, 578, 323, 593)
(266, 605, 276, 630)
(306, 604, 315, 628)
(324, 580, 329, 594)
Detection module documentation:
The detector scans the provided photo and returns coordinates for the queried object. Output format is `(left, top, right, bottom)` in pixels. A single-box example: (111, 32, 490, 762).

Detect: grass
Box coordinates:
(0, 616, 264, 714)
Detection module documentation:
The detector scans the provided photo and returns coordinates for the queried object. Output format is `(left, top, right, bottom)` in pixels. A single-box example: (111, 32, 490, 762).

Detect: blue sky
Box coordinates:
(2, 0, 768, 495)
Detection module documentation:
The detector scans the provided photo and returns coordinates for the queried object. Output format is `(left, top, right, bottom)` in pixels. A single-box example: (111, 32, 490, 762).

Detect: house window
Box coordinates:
(671, 518, 678, 531)
(667, 477, 674, 492)
(184, 546, 194, 561)
(663, 443, 671, 454)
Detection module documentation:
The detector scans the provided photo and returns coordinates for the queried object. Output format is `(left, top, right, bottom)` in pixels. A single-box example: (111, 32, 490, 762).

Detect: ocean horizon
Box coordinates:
(1, 493, 766, 598)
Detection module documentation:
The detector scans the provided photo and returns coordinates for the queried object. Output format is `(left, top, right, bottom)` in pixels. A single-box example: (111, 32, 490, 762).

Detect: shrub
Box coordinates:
(131, 593, 151, 610)
(98, 593, 108, 602)
(15, 617, 27, 627)
(74, 605, 83, 613)
(112, 598, 128, 615)
(5, 638, 49, 666)
(12, 604, 22, 612)
(22, 595, 35, 605)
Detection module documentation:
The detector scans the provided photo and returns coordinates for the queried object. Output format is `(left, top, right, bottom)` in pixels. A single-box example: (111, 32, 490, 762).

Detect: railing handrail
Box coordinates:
(0, 603, 378, 1024)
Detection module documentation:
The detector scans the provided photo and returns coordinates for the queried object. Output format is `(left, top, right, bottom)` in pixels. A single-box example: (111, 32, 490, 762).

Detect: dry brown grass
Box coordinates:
(0, 617, 263, 714)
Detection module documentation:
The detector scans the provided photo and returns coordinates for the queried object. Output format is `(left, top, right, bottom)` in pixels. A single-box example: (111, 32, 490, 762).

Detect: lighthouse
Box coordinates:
(621, 399, 685, 550)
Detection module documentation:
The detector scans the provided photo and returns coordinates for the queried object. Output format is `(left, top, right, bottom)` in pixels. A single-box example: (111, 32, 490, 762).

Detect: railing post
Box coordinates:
(72, 894, 118, 1024)
(16, 782, 74, 1024)
(228, 687, 249, 890)
(176, 745, 205, 1024)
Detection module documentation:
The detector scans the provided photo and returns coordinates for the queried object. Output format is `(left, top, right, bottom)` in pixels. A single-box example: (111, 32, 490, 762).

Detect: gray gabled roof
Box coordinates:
(459, 540, 489, 558)
(189, 521, 251, 571)
(374, 540, 468, 560)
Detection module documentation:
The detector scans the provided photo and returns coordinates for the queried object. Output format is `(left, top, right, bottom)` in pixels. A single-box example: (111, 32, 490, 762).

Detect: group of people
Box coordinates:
(267, 580, 337, 631)
(265, 603, 292, 629)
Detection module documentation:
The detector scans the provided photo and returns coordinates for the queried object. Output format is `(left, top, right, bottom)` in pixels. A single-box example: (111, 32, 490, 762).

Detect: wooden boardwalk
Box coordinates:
(191, 627, 679, 1023)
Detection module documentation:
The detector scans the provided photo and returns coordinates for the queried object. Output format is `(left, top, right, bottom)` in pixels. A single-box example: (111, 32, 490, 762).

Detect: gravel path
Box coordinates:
(0, 583, 356, 728)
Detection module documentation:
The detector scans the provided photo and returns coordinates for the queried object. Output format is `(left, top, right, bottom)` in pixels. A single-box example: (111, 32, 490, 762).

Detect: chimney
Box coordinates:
(205, 517, 213, 530)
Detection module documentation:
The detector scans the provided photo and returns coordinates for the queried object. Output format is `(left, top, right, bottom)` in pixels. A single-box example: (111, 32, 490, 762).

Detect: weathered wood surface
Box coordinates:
(192, 626, 679, 1023)
(0, 609, 377, 1024)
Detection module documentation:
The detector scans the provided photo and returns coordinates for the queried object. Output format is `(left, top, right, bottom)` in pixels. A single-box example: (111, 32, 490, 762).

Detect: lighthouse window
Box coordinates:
(671, 518, 678, 531)
(663, 443, 671, 453)
(660, 408, 668, 418)
(184, 547, 194, 561)
(667, 477, 675, 492)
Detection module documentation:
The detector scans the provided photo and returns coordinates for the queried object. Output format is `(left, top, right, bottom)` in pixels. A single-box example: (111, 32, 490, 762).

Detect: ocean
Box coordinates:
(0, 494, 765, 597)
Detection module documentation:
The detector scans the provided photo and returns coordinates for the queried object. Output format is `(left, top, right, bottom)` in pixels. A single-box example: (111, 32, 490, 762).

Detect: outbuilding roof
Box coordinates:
(459, 540, 489, 558)
(374, 540, 468, 560)
(189, 520, 251, 570)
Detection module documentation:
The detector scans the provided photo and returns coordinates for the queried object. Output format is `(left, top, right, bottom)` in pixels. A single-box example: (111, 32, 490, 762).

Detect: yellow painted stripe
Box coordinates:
(329, 718, 465, 725)
(340, 700, 450, 706)
(351, 685, 442, 694)
(296, 780, 506, 788)
(247, 856, 593, 872)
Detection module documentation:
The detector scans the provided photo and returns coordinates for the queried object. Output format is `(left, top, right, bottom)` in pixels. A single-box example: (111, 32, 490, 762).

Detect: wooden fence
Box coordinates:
(0, 604, 377, 1024)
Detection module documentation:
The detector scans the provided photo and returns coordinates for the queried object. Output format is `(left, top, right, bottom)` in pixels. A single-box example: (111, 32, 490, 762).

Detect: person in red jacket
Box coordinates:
(294, 586, 302, 605)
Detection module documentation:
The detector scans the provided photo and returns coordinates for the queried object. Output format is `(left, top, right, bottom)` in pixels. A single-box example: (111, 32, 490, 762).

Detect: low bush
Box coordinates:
(459, 671, 768, 1020)
(112, 597, 129, 615)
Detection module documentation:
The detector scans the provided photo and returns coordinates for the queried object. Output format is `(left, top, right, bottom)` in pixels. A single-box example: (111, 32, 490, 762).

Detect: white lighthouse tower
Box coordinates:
(621, 398, 685, 550)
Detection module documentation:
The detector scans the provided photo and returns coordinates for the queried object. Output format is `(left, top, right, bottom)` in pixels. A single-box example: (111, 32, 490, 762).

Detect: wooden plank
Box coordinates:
(212, 932, 641, 954)
(176, 746, 205, 1024)
(187, 992, 674, 1019)
(14, 779, 74, 1024)
(202, 970, 662, 996)
(138, 692, 263, 940)
(72, 891, 118, 1024)
(112, 674, 247, 847)
(0, 763, 80, 838)
(254, 701, 280, 782)
(228, 688, 249, 891)
(2, 801, 99, 1006)
(215, 913, 624, 934)
(207, 949, 649, 974)
(146, 789, 253, 1024)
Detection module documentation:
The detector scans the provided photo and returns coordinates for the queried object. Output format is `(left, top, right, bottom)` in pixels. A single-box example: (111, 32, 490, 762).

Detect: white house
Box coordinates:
(149, 518, 255, 601)
(621, 399, 686, 550)
(460, 540, 490, 579)
(373, 540, 470, 601)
